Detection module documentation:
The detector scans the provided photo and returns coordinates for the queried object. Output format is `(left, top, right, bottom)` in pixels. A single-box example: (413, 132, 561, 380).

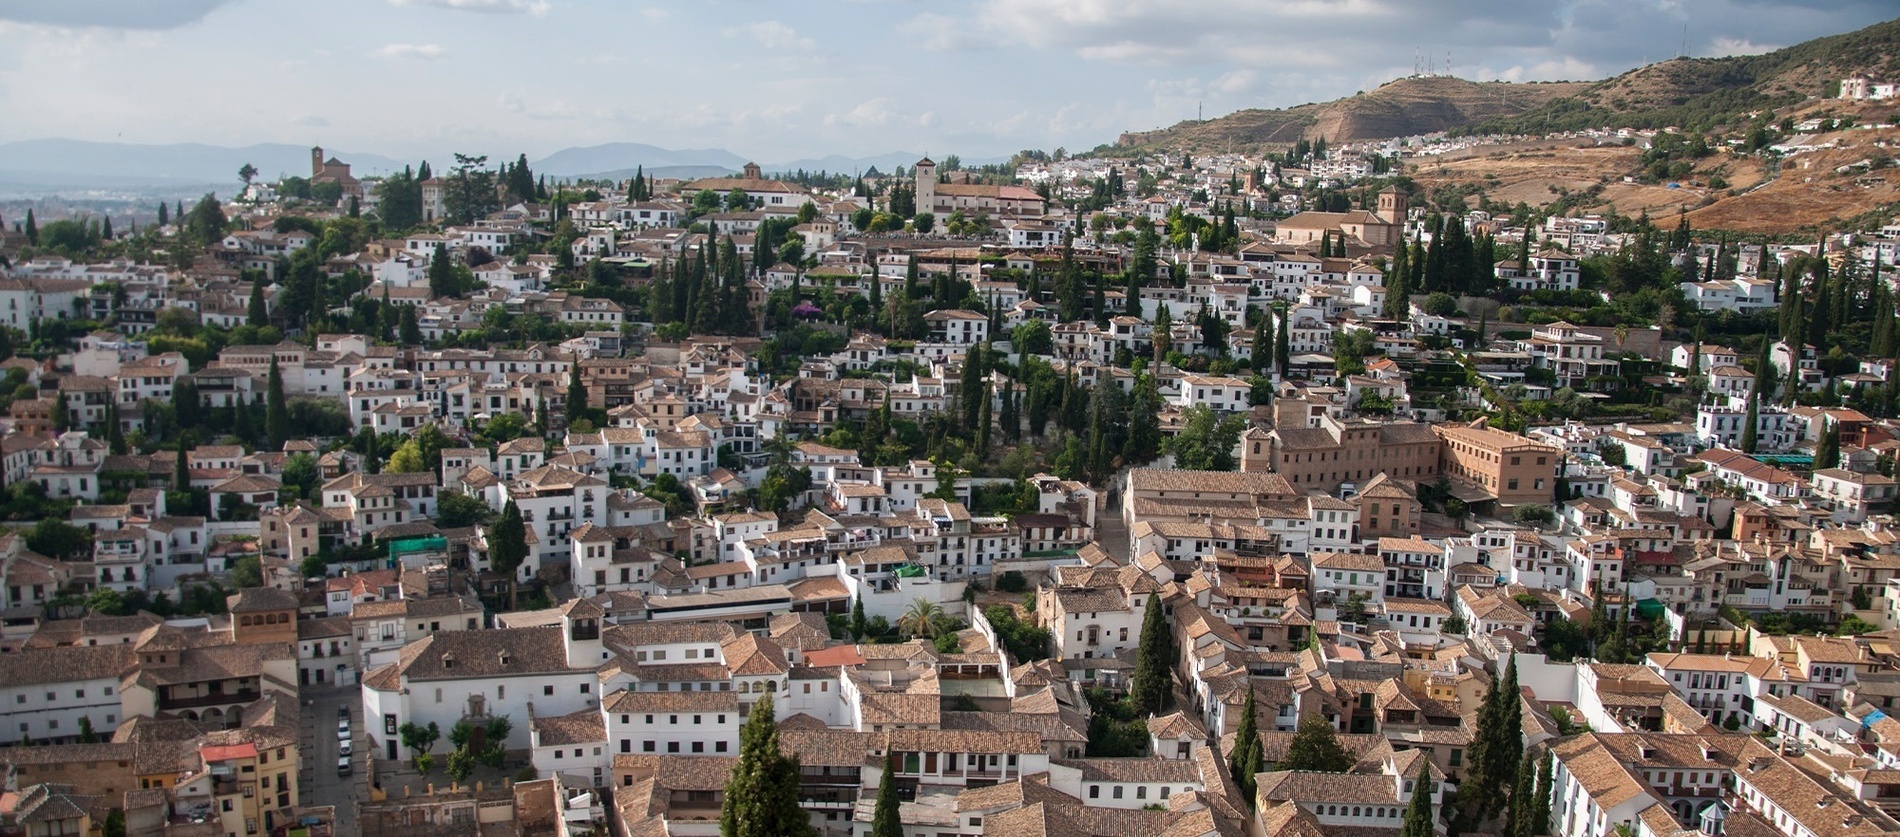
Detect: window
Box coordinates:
(1089, 786, 1100, 799)
(544, 685, 554, 696)
(1112, 786, 1123, 799)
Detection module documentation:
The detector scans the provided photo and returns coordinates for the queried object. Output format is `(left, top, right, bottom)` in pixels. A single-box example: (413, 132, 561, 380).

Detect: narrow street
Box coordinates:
(300, 685, 365, 836)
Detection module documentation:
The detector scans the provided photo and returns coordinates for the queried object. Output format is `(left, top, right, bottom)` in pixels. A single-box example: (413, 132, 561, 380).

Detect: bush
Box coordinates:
(996, 571, 1028, 594)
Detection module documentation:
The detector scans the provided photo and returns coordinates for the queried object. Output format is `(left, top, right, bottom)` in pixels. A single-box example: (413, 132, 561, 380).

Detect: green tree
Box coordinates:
(869, 753, 903, 837)
(1817, 423, 1841, 469)
(1530, 750, 1553, 837)
(1399, 760, 1435, 837)
(1229, 686, 1263, 806)
(398, 721, 441, 767)
(1129, 593, 1173, 715)
(184, 193, 227, 244)
(427, 244, 458, 299)
(898, 598, 949, 639)
(77, 715, 97, 744)
(1170, 405, 1243, 471)
(265, 358, 290, 451)
(248, 279, 269, 327)
(566, 362, 588, 424)
(1464, 655, 1523, 825)
(487, 501, 529, 609)
(719, 693, 816, 837)
(1283, 713, 1352, 772)
(400, 303, 423, 345)
(1507, 750, 1537, 837)
(1740, 393, 1760, 454)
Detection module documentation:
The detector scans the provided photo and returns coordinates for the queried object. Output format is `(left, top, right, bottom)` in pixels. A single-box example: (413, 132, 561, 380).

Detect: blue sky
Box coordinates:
(0, 0, 1892, 162)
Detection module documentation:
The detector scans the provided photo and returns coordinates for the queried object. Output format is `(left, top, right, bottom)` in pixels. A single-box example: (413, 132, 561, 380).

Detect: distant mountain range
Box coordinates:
(0, 139, 989, 196)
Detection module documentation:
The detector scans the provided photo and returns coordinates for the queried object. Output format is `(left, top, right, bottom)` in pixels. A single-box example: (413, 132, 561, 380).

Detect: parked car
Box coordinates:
(337, 718, 351, 740)
(338, 739, 353, 757)
(336, 755, 352, 776)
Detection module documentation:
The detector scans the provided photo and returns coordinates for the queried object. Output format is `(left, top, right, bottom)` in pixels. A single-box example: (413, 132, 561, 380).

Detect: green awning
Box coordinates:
(893, 564, 927, 578)
(1636, 598, 1666, 618)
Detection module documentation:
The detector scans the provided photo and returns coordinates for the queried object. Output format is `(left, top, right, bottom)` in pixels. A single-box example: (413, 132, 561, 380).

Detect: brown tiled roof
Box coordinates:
(394, 626, 571, 681)
(532, 709, 606, 746)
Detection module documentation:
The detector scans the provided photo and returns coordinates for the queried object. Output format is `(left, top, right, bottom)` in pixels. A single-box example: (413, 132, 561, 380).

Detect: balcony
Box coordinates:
(160, 689, 260, 710)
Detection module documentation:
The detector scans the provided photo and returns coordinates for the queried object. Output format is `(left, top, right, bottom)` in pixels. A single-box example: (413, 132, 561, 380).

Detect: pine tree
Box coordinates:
(719, 693, 816, 837)
(566, 362, 588, 424)
(869, 753, 903, 837)
(487, 501, 529, 610)
(248, 279, 269, 327)
(1399, 760, 1435, 837)
(266, 358, 290, 451)
(1284, 713, 1351, 772)
(1229, 686, 1263, 806)
(1129, 592, 1172, 716)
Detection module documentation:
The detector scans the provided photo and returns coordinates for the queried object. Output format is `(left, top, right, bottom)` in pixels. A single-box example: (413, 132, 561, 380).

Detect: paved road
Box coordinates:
(300, 685, 365, 836)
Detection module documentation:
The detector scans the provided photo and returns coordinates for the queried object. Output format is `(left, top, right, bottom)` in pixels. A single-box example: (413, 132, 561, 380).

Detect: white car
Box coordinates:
(338, 738, 353, 757)
(336, 719, 351, 740)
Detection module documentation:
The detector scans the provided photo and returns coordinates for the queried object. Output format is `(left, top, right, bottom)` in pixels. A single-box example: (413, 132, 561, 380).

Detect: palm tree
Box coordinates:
(898, 598, 948, 639)
(762, 429, 796, 469)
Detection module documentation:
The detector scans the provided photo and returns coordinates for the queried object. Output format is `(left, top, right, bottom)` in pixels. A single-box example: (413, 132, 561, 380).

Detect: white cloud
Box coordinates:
(1708, 36, 1778, 56)
(375, 42, 444, 59)
(390, 0, 550, 16)
(825, 97, 898, 129)
(292, 114, 330, 127)
(740, 20, 813, 51)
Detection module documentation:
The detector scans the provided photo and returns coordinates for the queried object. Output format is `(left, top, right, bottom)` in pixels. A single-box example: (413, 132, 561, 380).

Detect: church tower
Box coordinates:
(914, 157, 937, 216)
(1375, 186, 1407, 224)
(311, 146, 324, 178)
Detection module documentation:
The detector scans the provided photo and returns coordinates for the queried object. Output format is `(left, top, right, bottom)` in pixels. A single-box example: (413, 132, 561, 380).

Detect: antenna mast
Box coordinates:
(1680, 23, 1688, 58)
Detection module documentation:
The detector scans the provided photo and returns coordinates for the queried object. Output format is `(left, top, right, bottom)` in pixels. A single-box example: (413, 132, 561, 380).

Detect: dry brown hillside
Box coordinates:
(1409, 103, 1899, 234)
(1116, 76, 1590, 151)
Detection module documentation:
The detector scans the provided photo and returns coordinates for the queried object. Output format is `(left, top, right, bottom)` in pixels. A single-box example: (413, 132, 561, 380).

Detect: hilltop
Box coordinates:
(1115, 16, 1900, 151)
(1116, 76, 1590, 149)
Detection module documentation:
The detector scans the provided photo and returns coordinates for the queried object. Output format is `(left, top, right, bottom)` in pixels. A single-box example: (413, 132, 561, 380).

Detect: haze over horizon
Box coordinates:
(0, 0, 1894, 164)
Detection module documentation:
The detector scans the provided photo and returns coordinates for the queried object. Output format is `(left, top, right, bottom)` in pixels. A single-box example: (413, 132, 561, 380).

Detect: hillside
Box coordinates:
(1116, 76, 1590, 149)
(1408, 99, 1900, 235)
(1115, 17, 1900, 151)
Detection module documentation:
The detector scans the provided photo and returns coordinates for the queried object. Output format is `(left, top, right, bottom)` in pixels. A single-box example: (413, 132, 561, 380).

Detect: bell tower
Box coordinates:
(914, 157, 937, 216)
(311, 146, 324, 178)
(1376, 186, 1406, 224)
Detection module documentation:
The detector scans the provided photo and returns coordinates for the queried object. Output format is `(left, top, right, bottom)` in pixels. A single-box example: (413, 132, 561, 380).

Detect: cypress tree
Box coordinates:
(266, 358, 290, 451)
(1530, 750, 1553, 837)
(1229, 686, 1263, 806)
(157, 203, 168, 227)
(1400, 760, 1435, 837)
(1506, 749, 1536, 837)
(488, 501, 529, 609)
(1466, 655, 1524, 824)
(566, 362, 588, 424)
(248, 279, 269, 327)
(1740, 393, 1759, 453)
(1250, 313, 1270, 372)
(719, 693, 816, 837)
(174, 436, 192, 492)
(400, 304, 423, 345)
(869, 753, 903, 837)
(1275, 306, 1291, 377)
(24, 210, 36, 246)
(1283, 712, 1351, 772)
(1818, 423, 1841, 469)
(1129, 592, 1172, 716)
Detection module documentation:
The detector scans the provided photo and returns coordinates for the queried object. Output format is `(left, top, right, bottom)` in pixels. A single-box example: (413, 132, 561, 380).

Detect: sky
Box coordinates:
(0, 0, 1893, 164)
